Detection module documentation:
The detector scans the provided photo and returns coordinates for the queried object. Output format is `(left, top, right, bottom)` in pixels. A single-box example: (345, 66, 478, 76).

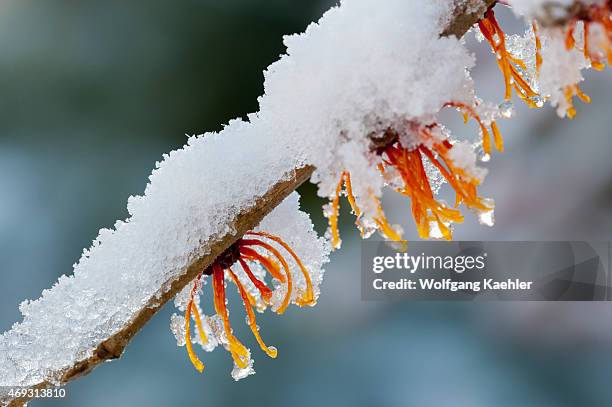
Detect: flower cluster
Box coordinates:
(560, 1, 611, 116)
(323, 0, 611, 251)
(326, 100, 499, 249)
(491, 0, 611, 118)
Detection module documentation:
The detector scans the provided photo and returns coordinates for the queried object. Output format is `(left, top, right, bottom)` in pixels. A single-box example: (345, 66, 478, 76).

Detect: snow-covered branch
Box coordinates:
(1, 165, 313, 406)
(1, 1, 496, 405)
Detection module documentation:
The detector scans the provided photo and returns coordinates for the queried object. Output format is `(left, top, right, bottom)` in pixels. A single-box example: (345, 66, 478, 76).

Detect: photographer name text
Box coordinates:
(371, 253, 533, 293)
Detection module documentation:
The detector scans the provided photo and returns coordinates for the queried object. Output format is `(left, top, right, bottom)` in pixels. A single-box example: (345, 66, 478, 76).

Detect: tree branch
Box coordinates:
(3, 2, 494, 405)
(441, 0, 495, 37)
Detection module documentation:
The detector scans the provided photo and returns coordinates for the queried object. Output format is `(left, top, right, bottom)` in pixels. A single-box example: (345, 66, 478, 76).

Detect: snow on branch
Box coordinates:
(1, 1, 495, 405)
(1, 165, 313, 406)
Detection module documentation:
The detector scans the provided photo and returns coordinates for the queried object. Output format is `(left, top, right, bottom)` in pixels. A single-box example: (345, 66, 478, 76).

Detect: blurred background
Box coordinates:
(1, 1, 612, 406)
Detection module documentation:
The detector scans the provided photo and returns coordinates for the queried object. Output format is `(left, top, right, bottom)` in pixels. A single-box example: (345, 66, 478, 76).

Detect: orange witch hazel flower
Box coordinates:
(500, 0, 611, 119)
(560, 1, 611, 117)
(478, 7, 542, 108)
(180, 235, 314, 378)
(325, 102, 496, 249)
(564, 1, 612, 71)
(170, 193, 328, 380)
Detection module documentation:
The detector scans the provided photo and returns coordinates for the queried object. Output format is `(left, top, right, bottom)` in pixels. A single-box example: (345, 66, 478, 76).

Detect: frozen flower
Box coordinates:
(564, 1, 611, 71)
(325, 100, 496, 249)
(181, 234, 313, 377)
(559, 1, 611, 117)
(171, 193, 328, 380)
(478, 7, 541, 107)
(508, 0, 611, 118)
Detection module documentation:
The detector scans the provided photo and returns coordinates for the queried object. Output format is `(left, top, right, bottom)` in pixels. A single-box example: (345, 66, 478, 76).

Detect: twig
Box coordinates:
(3, 2, 494, 405)
(442, 0, 495, 37)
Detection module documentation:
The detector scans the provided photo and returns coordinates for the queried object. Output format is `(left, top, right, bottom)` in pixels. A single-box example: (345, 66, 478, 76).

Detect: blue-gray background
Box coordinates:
(1, 1, 612, 406)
